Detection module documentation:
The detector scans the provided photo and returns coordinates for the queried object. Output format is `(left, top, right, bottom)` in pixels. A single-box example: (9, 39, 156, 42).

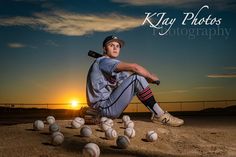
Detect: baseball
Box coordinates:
(122, 115, 130, 123)
(124, 127, 135, 138)
(71, 117, 84, 129)
(82, 143, 100, 157)
(71, 120, 81, 129)
(33, 120, 44, 131)
(105, 128, 117, 140)
(100, 117, 108, 123)
(101, 122, 111, 132)
(49, 123, 60, 133)
(51, 131, 64, 146)
(46, 116, 55, 125)
(146, 131, 158, 142)
(124, 120, 134, 128)
(75, 117, 85, 125)
(80, 126, 92, 137)
(116, 135, 130, 149)
(104, 118, 113, 127)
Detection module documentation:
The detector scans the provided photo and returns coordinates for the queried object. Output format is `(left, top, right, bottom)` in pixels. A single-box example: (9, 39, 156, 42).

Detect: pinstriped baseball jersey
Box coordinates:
(86, 56, 130, 108)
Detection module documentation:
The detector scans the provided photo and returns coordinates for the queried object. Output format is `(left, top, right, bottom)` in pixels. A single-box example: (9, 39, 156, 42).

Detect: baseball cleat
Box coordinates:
(151, 112, 184, 127)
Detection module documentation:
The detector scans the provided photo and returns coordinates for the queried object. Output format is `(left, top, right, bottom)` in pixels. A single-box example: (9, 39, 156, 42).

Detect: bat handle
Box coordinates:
(152, 80, 160, 85)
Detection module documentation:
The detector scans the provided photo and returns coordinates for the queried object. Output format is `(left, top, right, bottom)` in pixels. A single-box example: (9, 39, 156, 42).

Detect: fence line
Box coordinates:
(0, 100, 235, 112)
(128, 100, 236, 112)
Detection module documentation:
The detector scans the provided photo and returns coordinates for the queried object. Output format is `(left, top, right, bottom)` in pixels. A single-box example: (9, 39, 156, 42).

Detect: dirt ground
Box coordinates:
(0, 116, 236, 157)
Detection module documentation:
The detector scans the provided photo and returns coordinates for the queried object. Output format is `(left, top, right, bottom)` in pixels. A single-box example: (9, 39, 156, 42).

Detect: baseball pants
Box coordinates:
(98, 74, 149, 118)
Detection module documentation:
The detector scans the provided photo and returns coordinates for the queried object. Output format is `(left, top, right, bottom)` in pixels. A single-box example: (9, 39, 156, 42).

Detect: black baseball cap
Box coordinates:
(103, 35, 125, 48)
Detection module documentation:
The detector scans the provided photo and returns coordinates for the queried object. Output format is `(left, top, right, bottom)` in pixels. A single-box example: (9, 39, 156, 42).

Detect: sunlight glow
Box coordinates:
(71, 100, 79, 108)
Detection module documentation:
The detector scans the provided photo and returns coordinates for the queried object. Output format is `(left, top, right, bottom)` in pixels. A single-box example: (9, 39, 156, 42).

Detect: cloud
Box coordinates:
(170, 90, 188, 93)
(223, 66, 236, 70)
(112, 0, 197, 6)
(207, 73, 236, 78)
(112, 0, 236, 9)
(8, 43, 26, 48)
(193, 86, 223, 90)
(45, 40, 59, 47)
(158, 89, 188, 94)
(0, 10, 143, 36)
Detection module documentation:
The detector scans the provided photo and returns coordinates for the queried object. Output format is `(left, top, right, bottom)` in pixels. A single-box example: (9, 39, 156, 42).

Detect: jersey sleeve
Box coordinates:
(99, 58, 120, 75)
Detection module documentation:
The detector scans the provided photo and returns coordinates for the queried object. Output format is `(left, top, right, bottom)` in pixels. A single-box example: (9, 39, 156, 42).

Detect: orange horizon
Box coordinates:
(0, 99, 235, 112)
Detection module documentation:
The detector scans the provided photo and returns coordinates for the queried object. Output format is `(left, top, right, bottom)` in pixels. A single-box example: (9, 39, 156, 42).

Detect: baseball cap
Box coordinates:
(103, 35, 125, 48)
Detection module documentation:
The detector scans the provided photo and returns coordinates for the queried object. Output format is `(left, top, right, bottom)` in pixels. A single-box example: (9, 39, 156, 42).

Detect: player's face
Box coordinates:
(104, 41, 121, 58)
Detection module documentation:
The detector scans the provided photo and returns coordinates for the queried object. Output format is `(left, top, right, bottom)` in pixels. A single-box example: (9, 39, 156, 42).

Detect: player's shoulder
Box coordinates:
(97, 56, 120, 64)
(96, 56, 106, 62)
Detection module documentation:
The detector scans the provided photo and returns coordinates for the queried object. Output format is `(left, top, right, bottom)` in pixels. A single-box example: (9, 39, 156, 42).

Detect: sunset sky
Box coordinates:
(0, 0, 235, 105)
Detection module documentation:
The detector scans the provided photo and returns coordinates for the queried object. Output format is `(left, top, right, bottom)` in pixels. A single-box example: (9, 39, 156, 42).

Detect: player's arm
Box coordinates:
(115, 62, 159, 83)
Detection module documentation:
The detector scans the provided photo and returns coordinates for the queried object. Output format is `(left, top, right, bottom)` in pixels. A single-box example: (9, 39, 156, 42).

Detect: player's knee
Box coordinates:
(134, 74, 148, 84)
(137, 75, 146, 80)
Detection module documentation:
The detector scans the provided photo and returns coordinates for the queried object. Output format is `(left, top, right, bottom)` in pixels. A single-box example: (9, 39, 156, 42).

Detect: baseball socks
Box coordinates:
(137, 86, 164, 116)
(137, 86, 184, 127)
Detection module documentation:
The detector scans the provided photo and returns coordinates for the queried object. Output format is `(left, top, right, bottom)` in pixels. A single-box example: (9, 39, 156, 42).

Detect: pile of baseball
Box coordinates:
(99, 117, 117, 140)
(32, 114, 159, 157)
(33, 115, 64, 146)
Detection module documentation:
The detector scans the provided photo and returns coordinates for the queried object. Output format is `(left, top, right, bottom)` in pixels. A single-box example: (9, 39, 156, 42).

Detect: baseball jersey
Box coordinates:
(86, 56, 130, 108)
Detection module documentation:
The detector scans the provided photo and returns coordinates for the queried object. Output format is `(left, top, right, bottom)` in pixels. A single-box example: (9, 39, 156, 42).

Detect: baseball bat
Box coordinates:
(88, 50, 103, 58)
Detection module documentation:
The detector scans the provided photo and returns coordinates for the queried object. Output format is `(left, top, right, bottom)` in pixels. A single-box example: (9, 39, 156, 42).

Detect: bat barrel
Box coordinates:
(88, 50, 103, 58)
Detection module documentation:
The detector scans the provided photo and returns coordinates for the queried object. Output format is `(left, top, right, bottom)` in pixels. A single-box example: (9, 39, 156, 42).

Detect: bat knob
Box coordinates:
(153, 80, 160, 85)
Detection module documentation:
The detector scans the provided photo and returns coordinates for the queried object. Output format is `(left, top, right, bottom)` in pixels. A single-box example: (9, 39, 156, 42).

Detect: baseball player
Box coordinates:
(86, 35, 184, 127)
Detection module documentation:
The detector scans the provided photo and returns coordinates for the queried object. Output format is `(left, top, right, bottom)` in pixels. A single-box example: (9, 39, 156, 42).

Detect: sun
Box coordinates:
(71, 100, 79, 109)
